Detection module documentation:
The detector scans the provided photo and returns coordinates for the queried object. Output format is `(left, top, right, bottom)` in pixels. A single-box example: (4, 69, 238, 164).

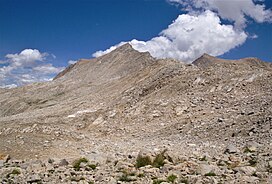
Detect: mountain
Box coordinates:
(0, 44, 271, 183)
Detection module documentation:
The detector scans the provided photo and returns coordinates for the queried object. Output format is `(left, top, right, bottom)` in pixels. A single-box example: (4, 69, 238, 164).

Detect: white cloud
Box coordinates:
(6, 49, 47, 66)
(93, 0, 271, 62)
(0, 84, 17, 89)
(92, 42, 127, 57)
(250, 34, 259, 39)
(93, 11, 247, 63)
(0, 49, 64, 88)
(33, 64, 64, 74)
(168, 0, 272, 29)
(68, 60, 78, 65)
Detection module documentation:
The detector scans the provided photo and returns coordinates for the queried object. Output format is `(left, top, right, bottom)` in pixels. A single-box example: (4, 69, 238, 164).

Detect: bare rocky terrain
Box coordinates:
(0, 44, 271, 183)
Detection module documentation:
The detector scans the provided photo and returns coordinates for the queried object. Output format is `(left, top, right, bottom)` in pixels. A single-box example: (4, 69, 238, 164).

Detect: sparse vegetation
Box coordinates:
(152, 151, 166, 168)
(10, 169, 21, 175)
(179, 177, 189, 184)
(118, 172, 137, 182)
(6, 168, 21, 178)
(87, 164, 97, 170)
(204, 172, 216, 176)
(167, 174, 177, 183)
(153, 179, 166, 184)
(136, 154, 152, 168)
(136, 150, 169, 168)
(137, 173, 145, 177)
(73, 157, 89, 171)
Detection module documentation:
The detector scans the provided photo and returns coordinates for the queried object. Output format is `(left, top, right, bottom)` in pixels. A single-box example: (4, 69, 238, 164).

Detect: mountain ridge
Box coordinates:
(0, 44, 271, 183)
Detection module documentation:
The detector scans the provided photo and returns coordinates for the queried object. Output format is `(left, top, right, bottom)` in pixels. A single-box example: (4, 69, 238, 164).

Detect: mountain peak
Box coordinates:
(201, 53, 213, 58)
(192, 53, 218, 67)
(114, 43, 134, 53)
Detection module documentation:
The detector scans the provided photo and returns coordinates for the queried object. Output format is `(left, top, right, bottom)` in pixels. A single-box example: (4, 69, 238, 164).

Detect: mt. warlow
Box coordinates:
(0, 44, 271, 183)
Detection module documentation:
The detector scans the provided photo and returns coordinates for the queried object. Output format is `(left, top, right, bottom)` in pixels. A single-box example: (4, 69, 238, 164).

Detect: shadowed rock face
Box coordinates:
(0, 44, 271, 181)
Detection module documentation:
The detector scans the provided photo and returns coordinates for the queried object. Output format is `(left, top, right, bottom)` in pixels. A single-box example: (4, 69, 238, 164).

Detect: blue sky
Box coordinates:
(0, 0, 271, 87)
(0, 0, 181, 66)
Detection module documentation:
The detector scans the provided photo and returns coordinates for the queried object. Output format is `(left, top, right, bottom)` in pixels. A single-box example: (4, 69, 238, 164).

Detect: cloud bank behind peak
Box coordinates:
(93, 11, 247, 63)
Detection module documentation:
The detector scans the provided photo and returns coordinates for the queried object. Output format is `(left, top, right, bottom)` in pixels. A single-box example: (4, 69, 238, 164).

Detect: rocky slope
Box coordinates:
(0, 43, 271, 183)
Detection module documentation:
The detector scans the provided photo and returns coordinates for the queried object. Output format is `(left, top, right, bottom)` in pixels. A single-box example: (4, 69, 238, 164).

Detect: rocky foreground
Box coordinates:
(1, 143, 271, 184)
(0, 44, 271, 183)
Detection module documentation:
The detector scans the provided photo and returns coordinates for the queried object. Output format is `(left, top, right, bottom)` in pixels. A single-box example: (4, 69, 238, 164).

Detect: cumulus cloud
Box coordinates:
(92, 42, 127, 58)
(168, 0, 272, 29)
(68, 60, 78, 65)
(93, 11, 247, 62)
(0, 49, 64, 88)
(93, 0, 271, 63)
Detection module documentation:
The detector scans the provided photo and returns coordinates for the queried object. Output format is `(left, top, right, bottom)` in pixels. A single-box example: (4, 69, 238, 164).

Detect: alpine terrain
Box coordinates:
(0, 44, 271, 183)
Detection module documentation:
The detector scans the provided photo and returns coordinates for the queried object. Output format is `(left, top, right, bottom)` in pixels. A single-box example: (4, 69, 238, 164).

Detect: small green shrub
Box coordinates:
(167, 174, 177, 183)
(10, 169, 21, 175)
(204, 172, 216, 176)
(136, 149, 173, 169)
(136, 155, 152, 168)
(6, 169, 21, 178)
(73, 157, 89, 171)
(119, 173, 137, 182)
(153, 153, 165, 168)
(153, 179, 166, 184)
(180, 178, 189, 184)
(87, 164, 97, 170)
(137, 173, 145, 177)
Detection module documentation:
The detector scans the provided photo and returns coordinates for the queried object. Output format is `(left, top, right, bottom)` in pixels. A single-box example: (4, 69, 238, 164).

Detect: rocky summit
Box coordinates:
(0, 43, 271, 183)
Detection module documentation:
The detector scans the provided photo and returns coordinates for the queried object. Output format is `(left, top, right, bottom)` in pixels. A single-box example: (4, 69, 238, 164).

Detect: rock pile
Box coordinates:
(1, 147, 271, 183)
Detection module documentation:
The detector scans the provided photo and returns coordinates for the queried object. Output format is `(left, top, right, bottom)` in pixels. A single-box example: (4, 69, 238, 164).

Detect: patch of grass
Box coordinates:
(136, 154, 152, 168)
(153, 179, 166, 184)
(152, 151, 166, 168)
(167, 174, 177, 183)
(10, 169, 21, 175)
(180, 178, 189, 184)
(119, 173, 137, 182)
(137, 173, 145, 177)
(204, 172, 216, 176)
(6, 169, 21, 178)
(248, 158, 257, 166)
(88, 181, 94, 184)
(87, 164, 97, 170)
(136, 149, 172, 169)
(73, 157, 89, 171)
